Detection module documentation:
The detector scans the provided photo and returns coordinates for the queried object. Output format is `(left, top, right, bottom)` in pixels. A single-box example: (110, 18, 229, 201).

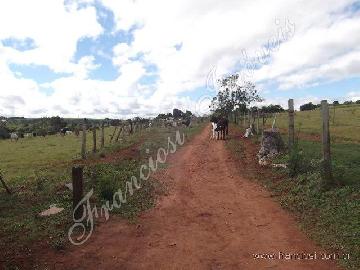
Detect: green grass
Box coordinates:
(276, 175, 360, 270)
(227, 122, 360, 270)
(261, 104, 360, 143)
(0, 122, 206, 269)
(0, 126, 118, 180)
(295, 140, 360, 185)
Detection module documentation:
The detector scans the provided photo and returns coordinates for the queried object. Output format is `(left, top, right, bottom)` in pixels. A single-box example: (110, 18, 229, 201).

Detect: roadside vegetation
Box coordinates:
(0, 120, 205, 269)
(208, 70, 359, 269)
(227, 105, 360, 270)
(265, 103, 360, 143)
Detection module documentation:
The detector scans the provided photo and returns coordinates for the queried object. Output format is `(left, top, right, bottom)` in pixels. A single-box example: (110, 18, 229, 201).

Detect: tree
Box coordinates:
(333, 101, 339, 105)
(356, 100, 360, 104)
(210, 74, 262, 117)
(156, 113, 167, 119)
(261, 104, 285, 113)
(173, 108, 184, 118)
(110, 119, 121, 126)
(300, 102, 319, 111)
(49, 116, 67, 132)
(210, 87, 235, 117)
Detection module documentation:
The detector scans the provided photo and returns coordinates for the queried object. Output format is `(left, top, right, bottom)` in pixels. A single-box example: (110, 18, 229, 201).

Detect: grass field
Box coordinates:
(0, 123, 206, 269)
(0, 126, 119, 181)
(264, 104, 360, 143)
(261, 104, 360, 186)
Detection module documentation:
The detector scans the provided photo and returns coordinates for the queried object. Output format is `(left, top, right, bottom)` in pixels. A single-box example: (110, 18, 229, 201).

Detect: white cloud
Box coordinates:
(1, 0, 360, 118)
(254, 15, 360, 89)
(0, 0, 102, 72)
(101, 0, 358, 98)
(0, 60, 48, 117)
(72, 56, 99, 79)
(347, 91, 360, 101)
(113, 43, 132, 66)
(273, 50, 360, 89)
(0, 0, 104, 117)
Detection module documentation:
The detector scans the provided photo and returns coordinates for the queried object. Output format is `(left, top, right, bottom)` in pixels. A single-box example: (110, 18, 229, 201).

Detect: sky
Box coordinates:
(0, 0, 359, 118)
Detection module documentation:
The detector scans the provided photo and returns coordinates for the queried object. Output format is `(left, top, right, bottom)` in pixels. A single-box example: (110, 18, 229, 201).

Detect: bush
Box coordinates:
(288, 145, 309, 177)
(98, 173, 118, 201)
(85, 160, 157, 219)
(89, 161, 139, 201)
(300, 102, 320, 111)
(34, 170, 48, 191)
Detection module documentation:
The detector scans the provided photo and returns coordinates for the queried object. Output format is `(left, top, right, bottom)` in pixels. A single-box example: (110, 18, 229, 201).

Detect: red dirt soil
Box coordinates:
(39, 126, 342, 270)
(73, 138, 144, 166)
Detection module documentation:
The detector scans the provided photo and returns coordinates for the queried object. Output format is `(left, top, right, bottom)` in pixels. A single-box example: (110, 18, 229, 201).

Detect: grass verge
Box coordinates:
(0, 123, 206, 269)
(227, 124, 360, 270)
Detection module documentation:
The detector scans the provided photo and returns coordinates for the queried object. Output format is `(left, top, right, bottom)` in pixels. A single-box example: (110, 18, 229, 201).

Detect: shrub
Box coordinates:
(99, 175, 118, 201)
(85, 160, 157, 220)
(34, 170, 47, 191)
(90, 161, 139, 201)
(288, 145, 308, 177)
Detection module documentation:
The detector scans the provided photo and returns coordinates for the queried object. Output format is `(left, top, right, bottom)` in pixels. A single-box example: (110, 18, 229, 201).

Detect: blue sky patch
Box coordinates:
(9, 63, 70, 84)
(2, 37, 37, 51)
(72, 1, 137, 81)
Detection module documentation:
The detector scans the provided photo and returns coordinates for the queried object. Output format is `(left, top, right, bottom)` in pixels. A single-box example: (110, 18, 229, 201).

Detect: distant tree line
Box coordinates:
(299, 102, 320, 111)
(0, 116, 137, 139)
(0, 111, 195, 140)
(154, 109, 193, 120)
(300, 100, 360, 111)
(0, 116, 68, 139)
(258, 104, 285, 113)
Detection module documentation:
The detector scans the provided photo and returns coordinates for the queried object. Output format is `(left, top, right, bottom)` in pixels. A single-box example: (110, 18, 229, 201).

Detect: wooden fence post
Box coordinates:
(130, 122, 133, 134)
(321, 100, 333, 187)
(72, 166, 83, 220)
(92, 126, 97, 153)
(0, 174, 11, 194)
(262, 114, 265, 131)
(100, 122, 105, 149)
(272, 113, 277, 129)
(81, 121, 86, 159)
(115, 126, 123, 142)
(288, 99, 295, 150)
(110, 126, 117, 143)
(256, 110, 260, 134)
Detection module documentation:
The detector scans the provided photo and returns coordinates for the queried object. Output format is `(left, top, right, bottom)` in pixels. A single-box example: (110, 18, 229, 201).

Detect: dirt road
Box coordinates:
(43, 126, 341, 270)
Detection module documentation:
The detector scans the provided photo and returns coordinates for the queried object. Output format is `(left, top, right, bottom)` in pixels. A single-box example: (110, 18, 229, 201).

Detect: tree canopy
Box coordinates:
(210, 74, 262, 116)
